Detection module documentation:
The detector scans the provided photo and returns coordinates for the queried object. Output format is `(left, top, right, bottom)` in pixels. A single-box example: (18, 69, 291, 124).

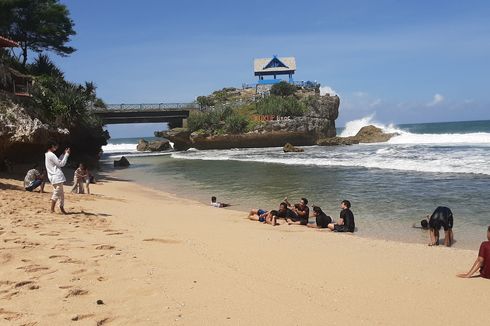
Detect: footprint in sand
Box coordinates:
(65, 288, 88, 298)
(17, 264, 49, 273)
(95, 245, 115, 250)
(0, 253, 13, 264)
(0, 308, 22, 321)
(143, 238, 180, 244)
(39, 231, 60, 236)
(71, 313, 95, 321)
(97, 317, 114, 325)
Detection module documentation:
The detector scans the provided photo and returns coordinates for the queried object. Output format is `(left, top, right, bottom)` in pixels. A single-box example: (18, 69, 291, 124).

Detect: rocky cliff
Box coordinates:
(157, 93, 340, 151)
(0, 93, 108, 169)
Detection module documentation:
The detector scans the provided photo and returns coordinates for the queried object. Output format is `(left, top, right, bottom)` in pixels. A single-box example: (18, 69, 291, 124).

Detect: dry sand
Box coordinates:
(0, 175, 489, 325)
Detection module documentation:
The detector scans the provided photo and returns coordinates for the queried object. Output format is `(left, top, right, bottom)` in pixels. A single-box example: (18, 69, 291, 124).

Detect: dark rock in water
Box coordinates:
(317, 125, 397, 146)
(136, 139, 170, 152)
(283, 143, 304, 152)
(317, 137, 359, 146)
(354, 125, 397, 143)
(114, 156, 130, 167)
(136, 139, 149, 151)
(155, 129, 191, 151)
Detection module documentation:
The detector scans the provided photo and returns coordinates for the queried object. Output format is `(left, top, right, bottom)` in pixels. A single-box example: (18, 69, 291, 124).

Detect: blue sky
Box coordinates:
(52, 0, 490, 137)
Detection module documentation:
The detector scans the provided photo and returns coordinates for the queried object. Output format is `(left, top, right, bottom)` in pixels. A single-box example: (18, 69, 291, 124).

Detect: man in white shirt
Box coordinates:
(45, 142, 70, 214)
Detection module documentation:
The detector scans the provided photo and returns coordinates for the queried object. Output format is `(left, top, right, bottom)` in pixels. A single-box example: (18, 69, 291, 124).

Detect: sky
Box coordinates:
(49, 0, 490, 137)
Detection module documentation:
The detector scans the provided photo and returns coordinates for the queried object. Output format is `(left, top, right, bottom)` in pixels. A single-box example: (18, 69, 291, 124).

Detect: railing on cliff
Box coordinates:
(90, 102, 200, 112)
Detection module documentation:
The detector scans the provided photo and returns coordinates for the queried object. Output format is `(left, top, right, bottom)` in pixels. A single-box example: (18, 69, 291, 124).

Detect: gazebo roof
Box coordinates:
(0, 35, 19, 48)
(254, 56, 296, 75)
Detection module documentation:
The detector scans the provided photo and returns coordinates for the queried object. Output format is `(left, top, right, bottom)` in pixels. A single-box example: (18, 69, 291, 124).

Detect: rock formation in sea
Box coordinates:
(136, 139, 171, 152)
(317, 125, 398, 146)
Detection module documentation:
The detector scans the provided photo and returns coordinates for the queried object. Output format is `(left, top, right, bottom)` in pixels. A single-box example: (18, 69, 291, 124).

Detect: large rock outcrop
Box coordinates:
(136, 139, 171, 152)
(317, 125, 398, 146)
(156, 93, 340, 151)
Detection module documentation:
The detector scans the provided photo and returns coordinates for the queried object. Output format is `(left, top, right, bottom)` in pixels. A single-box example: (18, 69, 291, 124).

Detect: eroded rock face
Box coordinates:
(0, 94, 107, 167)
(136, 139, 171, 152)
(114, 156, 130, 167)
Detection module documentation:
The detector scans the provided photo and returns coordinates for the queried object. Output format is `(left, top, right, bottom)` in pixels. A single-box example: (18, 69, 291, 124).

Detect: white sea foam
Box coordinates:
(102, 143, 138, 153)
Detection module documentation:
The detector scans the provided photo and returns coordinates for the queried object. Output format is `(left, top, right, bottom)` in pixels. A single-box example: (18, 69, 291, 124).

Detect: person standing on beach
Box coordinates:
(428, 206, 454, 247)
(328, 200, 355, 232)
(457, 226, 490, 279)
(45, 142, 70, 214)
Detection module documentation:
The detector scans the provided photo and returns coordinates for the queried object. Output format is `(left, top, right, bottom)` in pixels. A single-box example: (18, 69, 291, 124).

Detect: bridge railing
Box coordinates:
(91, 103, 200, 111)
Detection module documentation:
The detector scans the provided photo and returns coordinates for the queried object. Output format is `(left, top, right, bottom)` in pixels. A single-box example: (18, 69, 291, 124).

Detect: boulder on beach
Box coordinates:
(136, 139, 149, 151)
(283, 143, 304, 152)
(114, 156, 130, 168)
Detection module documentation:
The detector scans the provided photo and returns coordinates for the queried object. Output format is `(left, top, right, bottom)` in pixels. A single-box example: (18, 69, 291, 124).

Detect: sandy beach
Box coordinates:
(0, 175, 489, 325)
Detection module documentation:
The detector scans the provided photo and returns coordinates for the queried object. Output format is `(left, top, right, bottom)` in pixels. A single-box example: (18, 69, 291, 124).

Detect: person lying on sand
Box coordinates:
(248, 209, 278, 225)
(275, 202, 298, 223)
(307, 206, 332, 229)
(211, 196, 230, 208)
(457, 226, 490, 279)
(428, 206, 454, 247)
(328, 200, 355, 233)
(284, 197, 309, 225)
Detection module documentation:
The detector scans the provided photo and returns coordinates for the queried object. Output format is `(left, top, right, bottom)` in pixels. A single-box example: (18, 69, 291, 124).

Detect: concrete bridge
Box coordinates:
(91, 103, 199, 125)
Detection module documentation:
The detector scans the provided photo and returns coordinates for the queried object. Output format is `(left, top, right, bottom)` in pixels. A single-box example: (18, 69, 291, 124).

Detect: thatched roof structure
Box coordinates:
(254, 56, 296, 76)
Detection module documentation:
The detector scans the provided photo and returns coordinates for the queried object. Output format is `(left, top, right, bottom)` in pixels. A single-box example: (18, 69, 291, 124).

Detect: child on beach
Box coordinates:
(457, 226, 490, 279)
(45, 142, 70, 214)
(328, 200, 355, 232)
(210, 196, 230, 208)
(71, 163, 90, 194)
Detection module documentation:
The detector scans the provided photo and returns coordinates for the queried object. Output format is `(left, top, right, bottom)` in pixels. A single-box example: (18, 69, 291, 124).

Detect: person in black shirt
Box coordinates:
(428, 206, 454, 247)
(328, 200, 355, 233)
(284, 197, 310, 226)
(307, 206, 332, 229)
(274, 202, 298, 223)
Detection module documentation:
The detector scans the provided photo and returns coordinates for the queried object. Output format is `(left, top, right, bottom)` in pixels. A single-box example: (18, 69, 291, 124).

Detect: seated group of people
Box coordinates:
(248, 197, 356, 233)
(23, 162, 93, 195)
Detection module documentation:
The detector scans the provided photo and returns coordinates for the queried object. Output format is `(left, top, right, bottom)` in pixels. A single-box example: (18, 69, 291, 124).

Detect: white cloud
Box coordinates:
(426, 93, 444, 107)
(319, 85, 338, 96)
(369, 98, 382, 108)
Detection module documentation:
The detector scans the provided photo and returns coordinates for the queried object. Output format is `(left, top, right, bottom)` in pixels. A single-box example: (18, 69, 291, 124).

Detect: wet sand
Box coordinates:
(0, 176, 489, 325)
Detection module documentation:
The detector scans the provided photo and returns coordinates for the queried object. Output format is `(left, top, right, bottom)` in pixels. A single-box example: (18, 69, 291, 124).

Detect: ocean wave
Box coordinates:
(341, 115, 490, 145)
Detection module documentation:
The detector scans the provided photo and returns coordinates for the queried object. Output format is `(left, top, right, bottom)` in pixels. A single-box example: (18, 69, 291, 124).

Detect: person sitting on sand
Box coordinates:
(23, 164, 45, 193)
(328, 200, 355, 232)
(211, 196, 230, 208)
(428, 206, 454, 247)
(307, 206, 332, 229)
(45, 142, 70, 214)
(457, 226, 490, 279)
(284, 197, 310, 225)
(71, 163, 90, 194)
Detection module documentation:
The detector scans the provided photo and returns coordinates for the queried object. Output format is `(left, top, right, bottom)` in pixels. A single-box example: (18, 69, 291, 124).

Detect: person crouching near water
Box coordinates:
(307, 206, 332, 229)
(45, 142, 70, 214)
(71, 163, 90, 194)
(457, 226, 490, 279)
(327, 200, 355, 233)
(284, 197, 310, 225)
(428, 206, 454, 247)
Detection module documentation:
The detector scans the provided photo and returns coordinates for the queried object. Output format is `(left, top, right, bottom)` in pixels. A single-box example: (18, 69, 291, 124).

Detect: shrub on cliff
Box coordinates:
(256, 95, 306, 117)
(270, 81, 297, 97)
(224, 113, 248, 134)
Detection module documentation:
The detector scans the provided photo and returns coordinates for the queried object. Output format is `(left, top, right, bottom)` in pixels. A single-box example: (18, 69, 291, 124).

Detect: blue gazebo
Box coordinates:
(254, 56, 296, 85)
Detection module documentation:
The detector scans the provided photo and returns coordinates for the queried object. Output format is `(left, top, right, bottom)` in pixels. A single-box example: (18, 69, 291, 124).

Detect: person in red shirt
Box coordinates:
(457, 226, 490, 279)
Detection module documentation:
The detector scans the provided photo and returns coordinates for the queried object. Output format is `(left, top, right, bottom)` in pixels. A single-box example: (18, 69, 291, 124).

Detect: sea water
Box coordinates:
(102, 118, 490, 249)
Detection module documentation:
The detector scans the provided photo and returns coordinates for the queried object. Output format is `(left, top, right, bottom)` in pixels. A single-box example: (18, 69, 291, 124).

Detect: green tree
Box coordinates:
(0, 0, 76, 66)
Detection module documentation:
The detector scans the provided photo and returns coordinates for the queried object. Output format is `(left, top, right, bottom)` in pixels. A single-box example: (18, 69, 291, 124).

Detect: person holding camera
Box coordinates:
(45, 141, 70, 214)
